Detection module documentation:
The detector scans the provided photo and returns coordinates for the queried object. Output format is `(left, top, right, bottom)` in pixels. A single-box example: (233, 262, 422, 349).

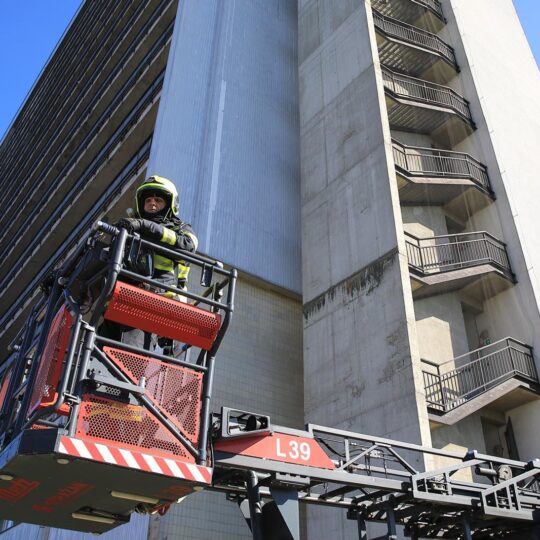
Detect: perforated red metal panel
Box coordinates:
(76, 394, 195, 463)
(104, 281, 221, 350)
(103, 347, 203, 443)
(27, 305, 73, 416)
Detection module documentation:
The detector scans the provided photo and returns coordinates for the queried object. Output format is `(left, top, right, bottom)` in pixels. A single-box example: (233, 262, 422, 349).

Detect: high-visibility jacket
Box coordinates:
(150, 219, 198, 289)
(117, 215, 198, 292)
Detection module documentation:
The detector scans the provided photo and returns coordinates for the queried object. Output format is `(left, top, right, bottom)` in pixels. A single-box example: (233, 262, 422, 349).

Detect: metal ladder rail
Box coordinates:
(210, 461, 534, 540)
(211, 423, 540, 540)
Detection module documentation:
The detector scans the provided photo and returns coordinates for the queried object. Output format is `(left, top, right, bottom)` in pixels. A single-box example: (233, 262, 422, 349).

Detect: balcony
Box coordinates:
(392, 139, 494, 220)
(373, 10, 458, 84)
(405, 231, 515, 300)
(422, 338, 540, 424)
(382, 67, 475, 146)
(371, 0, 446, 32)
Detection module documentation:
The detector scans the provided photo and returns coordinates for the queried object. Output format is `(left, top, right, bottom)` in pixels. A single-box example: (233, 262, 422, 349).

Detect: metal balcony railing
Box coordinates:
(373, 10, 457, 68)
(372, 0, 445, 24)
(419, 0, 444, 18)
(422, 338, 538, 413)
(392, 139, 492, 193)
(405, 231, 512, 276)
(382, 67, 473, 122)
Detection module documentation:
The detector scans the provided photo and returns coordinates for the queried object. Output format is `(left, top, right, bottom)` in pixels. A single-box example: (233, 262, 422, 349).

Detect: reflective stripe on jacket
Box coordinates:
(153, 227, 198, 287)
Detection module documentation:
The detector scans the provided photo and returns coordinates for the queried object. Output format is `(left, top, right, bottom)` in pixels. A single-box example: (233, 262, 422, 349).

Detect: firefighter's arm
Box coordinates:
(116, 219, 197, 252)
(162, 225, 198, 253)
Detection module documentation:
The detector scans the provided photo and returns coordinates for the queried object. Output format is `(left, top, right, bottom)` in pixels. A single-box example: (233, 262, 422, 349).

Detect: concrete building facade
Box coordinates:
(0, 1, 302, 538)
(0, 0, 539, 538)
(299, 0, 540, 536)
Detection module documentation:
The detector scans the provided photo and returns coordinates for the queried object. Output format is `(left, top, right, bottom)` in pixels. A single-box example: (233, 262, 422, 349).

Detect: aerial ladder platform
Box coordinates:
(0, 223, 538, 539)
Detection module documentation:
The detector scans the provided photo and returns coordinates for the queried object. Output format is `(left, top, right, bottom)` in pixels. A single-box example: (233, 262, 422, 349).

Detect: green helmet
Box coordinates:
(135, 175, 179, 218)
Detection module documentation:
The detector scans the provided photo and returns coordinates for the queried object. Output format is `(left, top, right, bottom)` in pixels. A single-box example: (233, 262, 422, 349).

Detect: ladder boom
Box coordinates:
(210, 413, 540, 539)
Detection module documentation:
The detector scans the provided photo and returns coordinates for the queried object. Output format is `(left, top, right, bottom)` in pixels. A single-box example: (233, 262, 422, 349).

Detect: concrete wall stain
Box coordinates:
(303, 247, 399, 321)
(349, 380, 365, 398)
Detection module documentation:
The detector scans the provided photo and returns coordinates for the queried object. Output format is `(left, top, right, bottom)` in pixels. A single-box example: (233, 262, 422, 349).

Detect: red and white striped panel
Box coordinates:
(58, 436, 212, 484)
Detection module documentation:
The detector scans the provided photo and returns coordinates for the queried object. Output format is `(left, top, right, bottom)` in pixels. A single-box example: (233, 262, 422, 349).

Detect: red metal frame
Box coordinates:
(75, 394, 196, 464)
(104, 281, 222, 350)
(215, 431, 336, 470)
(27, 305, 73, 416)
(104, 346, 203, 443)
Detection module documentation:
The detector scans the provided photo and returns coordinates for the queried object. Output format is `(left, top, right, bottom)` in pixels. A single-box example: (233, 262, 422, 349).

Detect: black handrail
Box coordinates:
(372, 0, 445, 22)
(405, 231, 512, 277)
(392, 139, 492, 193)
(416, 0, 444, 18)
(382, 67, 473, 122)
(373, 10, 456, 68)
(422, 338, 538, 412)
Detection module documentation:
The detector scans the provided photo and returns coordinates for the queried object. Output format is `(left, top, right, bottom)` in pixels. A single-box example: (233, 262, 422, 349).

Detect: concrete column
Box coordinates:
(299, 1, 431, 536)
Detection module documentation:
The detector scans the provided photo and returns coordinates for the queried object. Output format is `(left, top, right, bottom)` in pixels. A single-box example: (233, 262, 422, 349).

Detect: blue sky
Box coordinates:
(0, 0, 538, 139)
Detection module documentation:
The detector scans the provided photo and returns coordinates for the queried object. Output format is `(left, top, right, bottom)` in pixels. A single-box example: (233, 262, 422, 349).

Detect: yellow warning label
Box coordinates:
(87, 402, 144, 422)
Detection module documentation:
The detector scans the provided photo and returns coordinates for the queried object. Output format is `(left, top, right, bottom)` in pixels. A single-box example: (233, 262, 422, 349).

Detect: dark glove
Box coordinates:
(116, 218, 143, 232)
(116, 219, 163, 240)
(176, 232, 196, 252)
(138, 219, 164, 240)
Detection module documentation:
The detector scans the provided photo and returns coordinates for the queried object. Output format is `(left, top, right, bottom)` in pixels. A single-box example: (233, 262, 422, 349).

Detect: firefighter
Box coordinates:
(118, 175, 198, 290)
(101, 175, 198, 350)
